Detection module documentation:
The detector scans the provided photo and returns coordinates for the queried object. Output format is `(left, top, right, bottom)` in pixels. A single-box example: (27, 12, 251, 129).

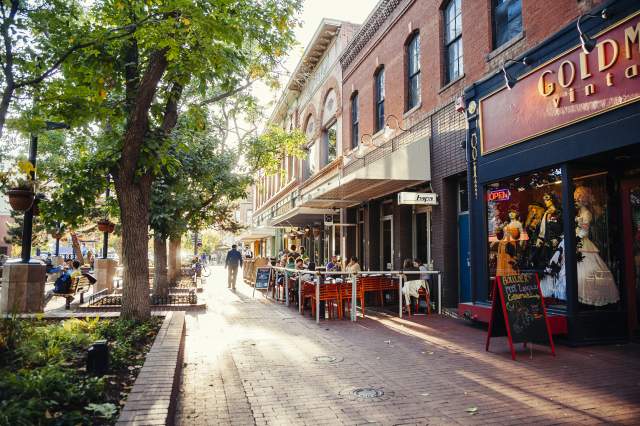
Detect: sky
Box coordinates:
(253, 0, 378, 117)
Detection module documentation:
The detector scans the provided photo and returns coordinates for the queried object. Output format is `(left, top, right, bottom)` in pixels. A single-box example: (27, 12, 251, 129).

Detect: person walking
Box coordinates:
(225, 244, 243, 290)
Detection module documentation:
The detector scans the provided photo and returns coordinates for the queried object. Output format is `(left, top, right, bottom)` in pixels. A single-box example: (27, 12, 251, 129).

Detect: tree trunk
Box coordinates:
(115, 176, 152, 321)
(153, 234, 169, 297)
(168, 235, 181, 285)
(70, 231, 84, 264)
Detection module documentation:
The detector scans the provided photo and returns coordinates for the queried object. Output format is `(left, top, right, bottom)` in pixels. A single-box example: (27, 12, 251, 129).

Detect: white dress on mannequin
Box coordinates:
(575, 207, 619, 306)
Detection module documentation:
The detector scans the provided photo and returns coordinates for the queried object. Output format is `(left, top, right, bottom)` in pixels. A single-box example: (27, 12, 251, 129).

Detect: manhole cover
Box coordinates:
(339, 386, 393, 402)
(353, 387, 384, 398)
(313, 355, 343, 364)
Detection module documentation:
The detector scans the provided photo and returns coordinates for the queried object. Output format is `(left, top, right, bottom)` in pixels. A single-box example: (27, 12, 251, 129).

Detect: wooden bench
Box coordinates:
(52, 275, 92, 309)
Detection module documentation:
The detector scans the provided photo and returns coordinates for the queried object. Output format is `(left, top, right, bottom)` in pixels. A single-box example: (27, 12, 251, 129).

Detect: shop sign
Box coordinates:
(480, 13, 640, 154)
(397, 192, 438, 205)
(488, 188, 511, 202)
(324, 214, 334, 226)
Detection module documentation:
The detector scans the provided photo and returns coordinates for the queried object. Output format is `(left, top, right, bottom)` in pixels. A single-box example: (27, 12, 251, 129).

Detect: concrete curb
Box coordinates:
(116, 311, 186, 426)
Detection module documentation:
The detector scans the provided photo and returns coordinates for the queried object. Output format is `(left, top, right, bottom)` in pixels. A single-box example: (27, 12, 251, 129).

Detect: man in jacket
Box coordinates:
(225, 244, 243, 290)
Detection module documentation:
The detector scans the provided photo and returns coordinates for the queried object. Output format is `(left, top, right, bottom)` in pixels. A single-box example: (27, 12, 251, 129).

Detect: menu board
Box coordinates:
(486, 273, 555, 360)
(254, 267, 271, 289)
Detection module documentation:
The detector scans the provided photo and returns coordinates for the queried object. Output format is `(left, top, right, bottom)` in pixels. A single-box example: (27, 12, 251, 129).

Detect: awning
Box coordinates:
(299, 135, 430, 208)
(237, 227, 277, 241)
(270, 206, 337, 227)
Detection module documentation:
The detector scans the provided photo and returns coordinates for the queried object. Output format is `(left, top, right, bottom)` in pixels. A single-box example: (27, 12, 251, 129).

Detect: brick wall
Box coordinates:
(341, 0, 607, 149)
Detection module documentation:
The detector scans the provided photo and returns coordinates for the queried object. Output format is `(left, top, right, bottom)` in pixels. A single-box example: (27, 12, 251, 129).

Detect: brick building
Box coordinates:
(245, 0, 628, 314)
(246, 19, 361, 262)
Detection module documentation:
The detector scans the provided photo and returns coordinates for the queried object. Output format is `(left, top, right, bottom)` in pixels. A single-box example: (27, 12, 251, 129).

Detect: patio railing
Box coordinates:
(267, 267, 442, 324)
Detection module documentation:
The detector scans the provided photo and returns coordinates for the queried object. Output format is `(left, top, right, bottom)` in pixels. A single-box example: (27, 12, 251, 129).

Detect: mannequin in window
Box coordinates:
(574, 186, 619, 306)
(495, 206, 523, 277)
(537, 192, 564, 299)
(519, 201, 545, 270)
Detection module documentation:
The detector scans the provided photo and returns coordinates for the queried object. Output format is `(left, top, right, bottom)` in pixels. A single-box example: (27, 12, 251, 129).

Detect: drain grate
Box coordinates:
(353, 387, 384, 398)
(313, 355, 343, 364)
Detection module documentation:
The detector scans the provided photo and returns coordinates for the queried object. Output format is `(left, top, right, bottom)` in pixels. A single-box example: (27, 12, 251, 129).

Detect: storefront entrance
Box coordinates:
(621, 178, 640, 337)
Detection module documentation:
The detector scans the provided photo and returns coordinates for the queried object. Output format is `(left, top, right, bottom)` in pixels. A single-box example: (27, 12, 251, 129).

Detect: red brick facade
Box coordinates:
(339, 0, 608, 306)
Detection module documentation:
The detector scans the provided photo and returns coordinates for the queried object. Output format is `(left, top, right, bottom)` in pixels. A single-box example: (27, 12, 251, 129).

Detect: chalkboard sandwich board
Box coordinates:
(254, 267, 272, 290)
(486, 273, 555, 360)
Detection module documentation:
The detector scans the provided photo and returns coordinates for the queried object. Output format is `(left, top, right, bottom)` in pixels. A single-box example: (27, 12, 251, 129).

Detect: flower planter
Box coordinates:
(7, 189, 34, 212)
(107, 223, 115, 233)
(97, 220, 112, 232)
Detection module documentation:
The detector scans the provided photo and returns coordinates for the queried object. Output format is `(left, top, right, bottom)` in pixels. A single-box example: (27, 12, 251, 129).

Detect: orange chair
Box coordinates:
(311, 283, 342, 320)
(361, 276, 383, 308)
(338, 281, 364, 319)
(300, 281, 315, 315)
(406, 284, 431, 316)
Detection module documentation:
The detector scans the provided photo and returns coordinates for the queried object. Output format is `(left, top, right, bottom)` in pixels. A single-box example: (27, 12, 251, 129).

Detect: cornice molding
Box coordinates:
(339, 0, 402, 70)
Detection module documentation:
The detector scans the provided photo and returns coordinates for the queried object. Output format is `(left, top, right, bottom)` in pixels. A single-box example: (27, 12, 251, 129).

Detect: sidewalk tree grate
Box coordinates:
(313, 355, 342, 364)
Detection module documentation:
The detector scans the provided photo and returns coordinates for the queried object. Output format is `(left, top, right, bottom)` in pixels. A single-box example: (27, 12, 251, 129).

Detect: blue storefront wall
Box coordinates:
(463, 0, 640, 343)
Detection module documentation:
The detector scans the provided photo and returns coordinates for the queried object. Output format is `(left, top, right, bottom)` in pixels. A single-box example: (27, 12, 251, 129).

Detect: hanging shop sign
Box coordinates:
(397, 192, 439, 205)
(486, 273, 556, 360)
(324, 214, 334, 226)
(480, 13, 640, 154)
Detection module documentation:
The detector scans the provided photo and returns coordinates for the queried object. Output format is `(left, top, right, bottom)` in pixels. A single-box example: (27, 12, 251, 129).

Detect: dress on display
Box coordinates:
(540, 240, 566, 300)
(576, 207, 619, 306)
(495, 220, 522, 277)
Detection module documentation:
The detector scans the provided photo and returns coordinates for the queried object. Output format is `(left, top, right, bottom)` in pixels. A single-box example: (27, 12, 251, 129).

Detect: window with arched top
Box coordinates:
(322, 90, 337, 126)
(305, 115, 314, 138)
(406, 32, 421, 110)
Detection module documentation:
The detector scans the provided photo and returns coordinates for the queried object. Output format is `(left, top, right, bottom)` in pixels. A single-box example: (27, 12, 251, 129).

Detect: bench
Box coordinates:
(52, 275, 92, 309)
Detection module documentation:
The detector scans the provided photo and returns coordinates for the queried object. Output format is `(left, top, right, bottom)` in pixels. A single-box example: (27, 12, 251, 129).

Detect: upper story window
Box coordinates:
(406, 32, 421, 110)
(351, 92, 359, 149)
(444, 0, 463, 83)
(322, 90, 338, 166)
(374, 66, 385, 132)
(493, 0, 522, 48)
(325, 122, 337, 165)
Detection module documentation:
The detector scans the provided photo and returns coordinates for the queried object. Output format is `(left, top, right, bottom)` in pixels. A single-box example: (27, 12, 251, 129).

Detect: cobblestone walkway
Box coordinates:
(175, 266, 640, 425)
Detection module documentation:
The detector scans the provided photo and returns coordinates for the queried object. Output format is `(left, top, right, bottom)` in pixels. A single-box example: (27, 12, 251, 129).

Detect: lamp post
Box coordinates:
(20, 121, 69, 264)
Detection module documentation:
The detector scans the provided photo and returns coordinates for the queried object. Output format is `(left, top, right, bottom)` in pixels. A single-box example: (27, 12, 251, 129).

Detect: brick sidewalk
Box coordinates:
(175, 266, 640, 425)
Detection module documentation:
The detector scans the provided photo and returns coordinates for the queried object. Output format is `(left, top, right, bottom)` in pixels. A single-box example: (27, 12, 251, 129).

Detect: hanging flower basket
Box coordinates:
(51, 231, 62, 240)
(106, 222, 115, 234)
(312, 227, 321, 238)
(7, 189, 35, 212)
(97, 219, 114, 233)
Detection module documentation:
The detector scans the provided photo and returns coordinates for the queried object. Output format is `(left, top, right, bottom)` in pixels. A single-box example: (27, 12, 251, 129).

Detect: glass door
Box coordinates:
(621, 179, 640, 335)
(381, 216, 393, 270)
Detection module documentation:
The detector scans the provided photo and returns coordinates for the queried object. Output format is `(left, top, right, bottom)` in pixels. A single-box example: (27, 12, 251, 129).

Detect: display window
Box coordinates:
(486, 168, 565, 308)
(572, 170, 621, 311)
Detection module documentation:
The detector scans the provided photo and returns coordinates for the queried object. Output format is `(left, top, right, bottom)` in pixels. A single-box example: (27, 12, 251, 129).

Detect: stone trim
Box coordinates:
(116, 311, 186, 426)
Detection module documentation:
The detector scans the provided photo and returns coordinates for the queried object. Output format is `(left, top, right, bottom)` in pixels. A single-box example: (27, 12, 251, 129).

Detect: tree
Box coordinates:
(26, 0, 302, 321)
(149, 111, 250, 296)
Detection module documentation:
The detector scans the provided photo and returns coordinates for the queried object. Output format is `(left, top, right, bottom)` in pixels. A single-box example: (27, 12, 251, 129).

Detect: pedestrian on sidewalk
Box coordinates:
(225, 244, 243, 290)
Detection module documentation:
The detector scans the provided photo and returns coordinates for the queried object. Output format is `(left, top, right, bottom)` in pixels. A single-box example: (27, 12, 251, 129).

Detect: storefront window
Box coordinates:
(486, 168, 565, 307)
(572, 171, 620, 310)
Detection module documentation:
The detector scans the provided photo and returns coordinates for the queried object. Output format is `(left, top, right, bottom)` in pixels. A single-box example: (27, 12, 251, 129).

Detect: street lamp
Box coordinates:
(19, 121, 69, 264)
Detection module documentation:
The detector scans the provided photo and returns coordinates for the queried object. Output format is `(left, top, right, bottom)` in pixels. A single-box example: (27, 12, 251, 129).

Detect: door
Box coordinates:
(381, 216, 393, 270)
(458, 212, 471, 302)
(621, 179, 640, 335)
